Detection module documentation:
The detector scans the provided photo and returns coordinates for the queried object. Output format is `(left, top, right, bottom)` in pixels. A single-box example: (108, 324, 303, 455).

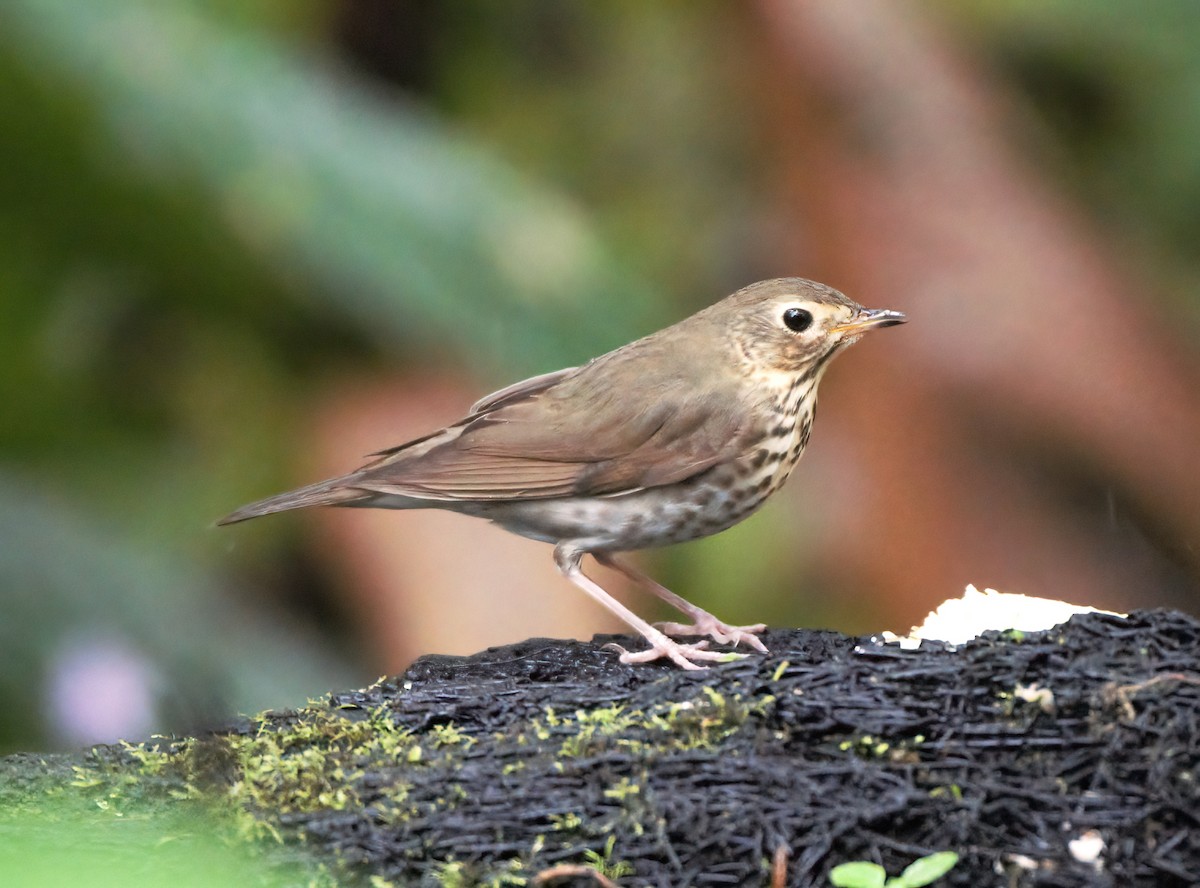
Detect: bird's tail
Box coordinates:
(217, 475, 370, 525)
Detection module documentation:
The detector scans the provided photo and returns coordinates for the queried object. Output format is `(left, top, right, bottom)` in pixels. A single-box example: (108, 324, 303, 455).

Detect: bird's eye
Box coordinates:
(782, 307, 813, 332)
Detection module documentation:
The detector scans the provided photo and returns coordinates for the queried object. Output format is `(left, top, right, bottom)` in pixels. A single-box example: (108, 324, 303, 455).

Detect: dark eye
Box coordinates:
(782, 307, 813, 332)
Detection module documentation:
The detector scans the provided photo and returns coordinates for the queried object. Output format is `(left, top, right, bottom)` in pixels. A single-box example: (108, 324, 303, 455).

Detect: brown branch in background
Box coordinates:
(752, 0, 1200, 625)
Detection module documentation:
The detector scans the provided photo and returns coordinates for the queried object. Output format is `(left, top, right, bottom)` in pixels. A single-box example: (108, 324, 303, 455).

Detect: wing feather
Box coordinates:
(351, 336, 759, 502)
(468, 367, 577, 415)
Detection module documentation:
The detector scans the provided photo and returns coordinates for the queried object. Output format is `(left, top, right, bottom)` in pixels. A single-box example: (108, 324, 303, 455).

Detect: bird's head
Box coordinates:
(716, 278, 906, 377)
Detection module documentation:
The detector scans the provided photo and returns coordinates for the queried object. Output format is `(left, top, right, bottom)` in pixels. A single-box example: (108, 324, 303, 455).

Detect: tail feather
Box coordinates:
(217, 476, 369, 525)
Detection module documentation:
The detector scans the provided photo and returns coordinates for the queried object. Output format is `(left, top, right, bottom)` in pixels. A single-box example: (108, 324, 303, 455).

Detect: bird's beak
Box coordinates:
(830, 308, 907, 335)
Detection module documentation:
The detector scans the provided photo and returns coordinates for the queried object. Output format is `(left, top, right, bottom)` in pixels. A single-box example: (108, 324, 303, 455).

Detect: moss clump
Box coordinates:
(532, 685, 775, 761)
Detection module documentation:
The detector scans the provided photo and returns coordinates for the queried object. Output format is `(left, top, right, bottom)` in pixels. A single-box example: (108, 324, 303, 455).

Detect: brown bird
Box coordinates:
(219, 278, 905, 669)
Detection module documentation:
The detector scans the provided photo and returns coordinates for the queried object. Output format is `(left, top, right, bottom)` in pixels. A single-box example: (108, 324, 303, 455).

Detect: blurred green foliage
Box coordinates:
(0, 806, 295, 888)
(0, 768, 321, 887)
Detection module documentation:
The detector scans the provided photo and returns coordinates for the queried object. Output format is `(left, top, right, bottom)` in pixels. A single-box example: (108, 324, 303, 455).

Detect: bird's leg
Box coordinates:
(593, 552, 769, 654)
(553, 545, 739, 670)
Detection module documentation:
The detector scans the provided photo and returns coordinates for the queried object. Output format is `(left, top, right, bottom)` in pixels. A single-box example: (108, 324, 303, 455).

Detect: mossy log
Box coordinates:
(2, 610, 1198, 887)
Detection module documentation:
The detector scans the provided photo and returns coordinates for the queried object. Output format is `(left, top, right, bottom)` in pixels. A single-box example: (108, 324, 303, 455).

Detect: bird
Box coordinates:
(219, 278, 906, 670)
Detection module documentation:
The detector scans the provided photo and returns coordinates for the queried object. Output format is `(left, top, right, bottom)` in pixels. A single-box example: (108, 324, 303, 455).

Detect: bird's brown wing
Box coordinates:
(362, 368, 580, 463)
(352, 348, 757, 501)
(467, 366, 578, 415)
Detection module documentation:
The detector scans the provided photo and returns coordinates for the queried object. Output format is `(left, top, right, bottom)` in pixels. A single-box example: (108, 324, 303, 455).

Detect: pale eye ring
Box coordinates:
(782, 307, 813, 332)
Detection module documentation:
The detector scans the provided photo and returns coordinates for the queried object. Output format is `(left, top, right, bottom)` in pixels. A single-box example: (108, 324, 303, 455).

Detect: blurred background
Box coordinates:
(2, 0, 1200, 753)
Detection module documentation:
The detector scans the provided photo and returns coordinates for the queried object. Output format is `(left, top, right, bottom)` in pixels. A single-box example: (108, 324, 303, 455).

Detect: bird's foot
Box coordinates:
(604, 638, 746, 671)
(655, 617, 770, 653)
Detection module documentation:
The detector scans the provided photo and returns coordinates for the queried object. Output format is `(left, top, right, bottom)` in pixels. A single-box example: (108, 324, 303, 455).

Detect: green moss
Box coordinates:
(582, 836, 635, 880)
(431, 723, 476, 749)
(929, 784, 963, 802)
(430, 857, 531, 888)
(211, 706, 426, 823)
(602, 776, 641, 801)
(839, 734, 892, 759)
(549, 812, 582, 831)
(558, 704, 638, 758)
(543, 685, 775, 760)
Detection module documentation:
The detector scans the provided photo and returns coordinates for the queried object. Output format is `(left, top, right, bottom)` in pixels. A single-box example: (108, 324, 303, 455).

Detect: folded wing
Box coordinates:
(353, 342, 755, 502)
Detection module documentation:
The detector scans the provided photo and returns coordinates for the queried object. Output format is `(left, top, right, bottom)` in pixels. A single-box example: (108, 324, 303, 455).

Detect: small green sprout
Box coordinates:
(829, 851, 958, 888)
(581, 835, 634, 880)
(548, 812, 582, 831)
(602, 777, 641, 801)
(928, 784, 963, 802)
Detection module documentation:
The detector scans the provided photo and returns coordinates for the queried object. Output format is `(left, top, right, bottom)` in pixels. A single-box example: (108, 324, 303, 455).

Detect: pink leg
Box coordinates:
(554, 545, 740, 670)
(593, 552, 769, 654)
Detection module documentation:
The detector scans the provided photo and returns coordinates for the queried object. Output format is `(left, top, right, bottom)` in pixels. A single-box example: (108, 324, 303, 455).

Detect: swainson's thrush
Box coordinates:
(220, 278, 905, 669)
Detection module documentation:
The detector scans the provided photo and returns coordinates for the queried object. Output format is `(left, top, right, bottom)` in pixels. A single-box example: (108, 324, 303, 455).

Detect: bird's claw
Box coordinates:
(603, 638, 736, 671)
(655, 618, 770, 653)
